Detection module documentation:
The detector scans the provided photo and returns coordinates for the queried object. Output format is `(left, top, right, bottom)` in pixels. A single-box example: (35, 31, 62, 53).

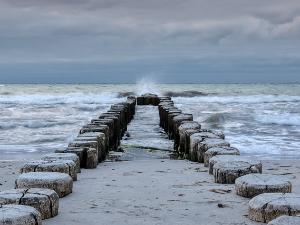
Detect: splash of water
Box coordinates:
(202, 113, 229, 124)
(135, 77, 162, 96)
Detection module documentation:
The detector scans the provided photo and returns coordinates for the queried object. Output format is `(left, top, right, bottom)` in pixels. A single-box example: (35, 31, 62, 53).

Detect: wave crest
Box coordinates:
(256, 114, 300, 126)
(173, 95, 300, 104)
(0, 121, 76, 130)
(0, 92, 123, 105)
(202, 113, 229, 124)
(163, 91, 208, 97)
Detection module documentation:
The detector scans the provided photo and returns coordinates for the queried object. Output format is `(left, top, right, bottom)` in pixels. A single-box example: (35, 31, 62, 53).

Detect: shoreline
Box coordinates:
(1, 158, 300, 224)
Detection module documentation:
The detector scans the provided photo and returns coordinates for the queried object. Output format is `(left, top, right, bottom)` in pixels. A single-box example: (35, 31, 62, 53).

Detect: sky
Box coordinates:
(0, 0, 300, 83)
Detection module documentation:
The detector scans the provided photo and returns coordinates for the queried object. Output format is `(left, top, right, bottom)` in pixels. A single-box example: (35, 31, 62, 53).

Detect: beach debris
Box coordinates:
(217, 203, 224, 208)
(210, 189, 232, 194)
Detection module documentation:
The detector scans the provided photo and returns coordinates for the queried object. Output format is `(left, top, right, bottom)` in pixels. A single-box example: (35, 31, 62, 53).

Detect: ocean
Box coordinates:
(0, 82, 299, 160)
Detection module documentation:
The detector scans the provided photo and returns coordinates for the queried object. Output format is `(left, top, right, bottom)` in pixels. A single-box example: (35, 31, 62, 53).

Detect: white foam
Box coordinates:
(65, 133, 79, 143)
(227, 134, 300, 157)
(256, 113, 300, 126)
(173, 95, 300, 104)
(0, 120, 76, 130)
(0, 92, 123, 105)
(24, 121, 73, 128)
(202, 113, 229, 124)
(76, 104, 104, 112)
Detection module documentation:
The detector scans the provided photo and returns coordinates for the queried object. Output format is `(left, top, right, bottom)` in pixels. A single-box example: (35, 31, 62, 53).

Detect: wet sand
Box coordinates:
(1, 158, 300, 225)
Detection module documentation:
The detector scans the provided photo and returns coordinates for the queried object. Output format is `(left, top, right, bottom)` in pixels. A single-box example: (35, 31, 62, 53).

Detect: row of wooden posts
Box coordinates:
(56, 96, 137, 168)
(58, 92, 212, 168)
(54, 92, 233, 168)
(139, 93, 227, 162)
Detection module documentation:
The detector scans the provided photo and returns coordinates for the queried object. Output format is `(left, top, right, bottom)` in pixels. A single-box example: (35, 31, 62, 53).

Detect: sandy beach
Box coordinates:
(1, 158, 300, 225)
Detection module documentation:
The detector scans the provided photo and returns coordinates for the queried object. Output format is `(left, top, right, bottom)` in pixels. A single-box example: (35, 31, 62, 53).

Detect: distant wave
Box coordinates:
(76, 104, 106, 112)
(0, 92, 12, 95)
(256, 114, 300, 126)
(163, 91, 208, 97)
(0, 92, 123, 105)
(173, 95, 300, 104)
(0, 121, 76, 130)
(29, 137, 66, 144)
(202, 113, 229, 124)
(0, 123, 16, 130)
(117, 92, 135, 98)
(23, 121, 76, 128)
(117, 90, 208, 98)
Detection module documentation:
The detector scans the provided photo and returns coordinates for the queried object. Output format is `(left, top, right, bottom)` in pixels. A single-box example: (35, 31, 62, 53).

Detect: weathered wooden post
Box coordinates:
(178, 121, 201, 158)
(173, 114, 193, 150)
(80, 124, 110, 153)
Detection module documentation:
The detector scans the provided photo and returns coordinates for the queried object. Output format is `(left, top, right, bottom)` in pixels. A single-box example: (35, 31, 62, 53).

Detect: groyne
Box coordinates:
(1, 93, 300, 224)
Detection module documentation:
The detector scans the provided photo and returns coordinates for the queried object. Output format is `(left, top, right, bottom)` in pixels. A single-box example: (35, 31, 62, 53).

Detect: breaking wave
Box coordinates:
(29, 137, 67, 144)
(0, 92, 123, 106)
(75, 104, 107, 112)
(0, 120, 76, 130)
(163, 91, 208, 97)
(135, 77, 162, 96)
(173, 95, 300, 104)
(0, 123, 16, 130)
(117, 92, 135, 98)
(256, 114, 300, 126)
(202, 113, 229, 124)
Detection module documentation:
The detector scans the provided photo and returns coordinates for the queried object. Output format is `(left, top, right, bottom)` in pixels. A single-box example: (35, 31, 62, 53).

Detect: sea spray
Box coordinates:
(202, 113, 229, 124)
(135, 77, 162, 96)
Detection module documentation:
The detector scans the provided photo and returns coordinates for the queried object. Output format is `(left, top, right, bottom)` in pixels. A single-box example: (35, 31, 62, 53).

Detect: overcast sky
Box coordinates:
(0, 0, 300, 83)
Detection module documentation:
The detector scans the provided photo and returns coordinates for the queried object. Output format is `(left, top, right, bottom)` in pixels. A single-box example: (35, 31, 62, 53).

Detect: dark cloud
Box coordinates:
(0, 0, 299, 83)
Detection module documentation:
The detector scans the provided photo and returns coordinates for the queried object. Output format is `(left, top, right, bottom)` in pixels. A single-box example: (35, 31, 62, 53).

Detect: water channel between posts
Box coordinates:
(110, 105, 175, 161)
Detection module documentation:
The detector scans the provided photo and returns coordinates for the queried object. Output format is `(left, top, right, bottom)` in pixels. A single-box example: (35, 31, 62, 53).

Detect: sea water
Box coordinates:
(0, 82, 299, 160)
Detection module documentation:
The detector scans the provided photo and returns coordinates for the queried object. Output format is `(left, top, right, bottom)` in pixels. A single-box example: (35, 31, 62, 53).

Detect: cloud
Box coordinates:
(272, 16, 300, 38)
(1, 0, 300, 41)
(0, 0, 299, 83)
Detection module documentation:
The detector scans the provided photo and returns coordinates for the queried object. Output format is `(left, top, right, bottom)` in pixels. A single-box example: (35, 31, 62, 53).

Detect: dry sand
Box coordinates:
(1, 158, 300, 225)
